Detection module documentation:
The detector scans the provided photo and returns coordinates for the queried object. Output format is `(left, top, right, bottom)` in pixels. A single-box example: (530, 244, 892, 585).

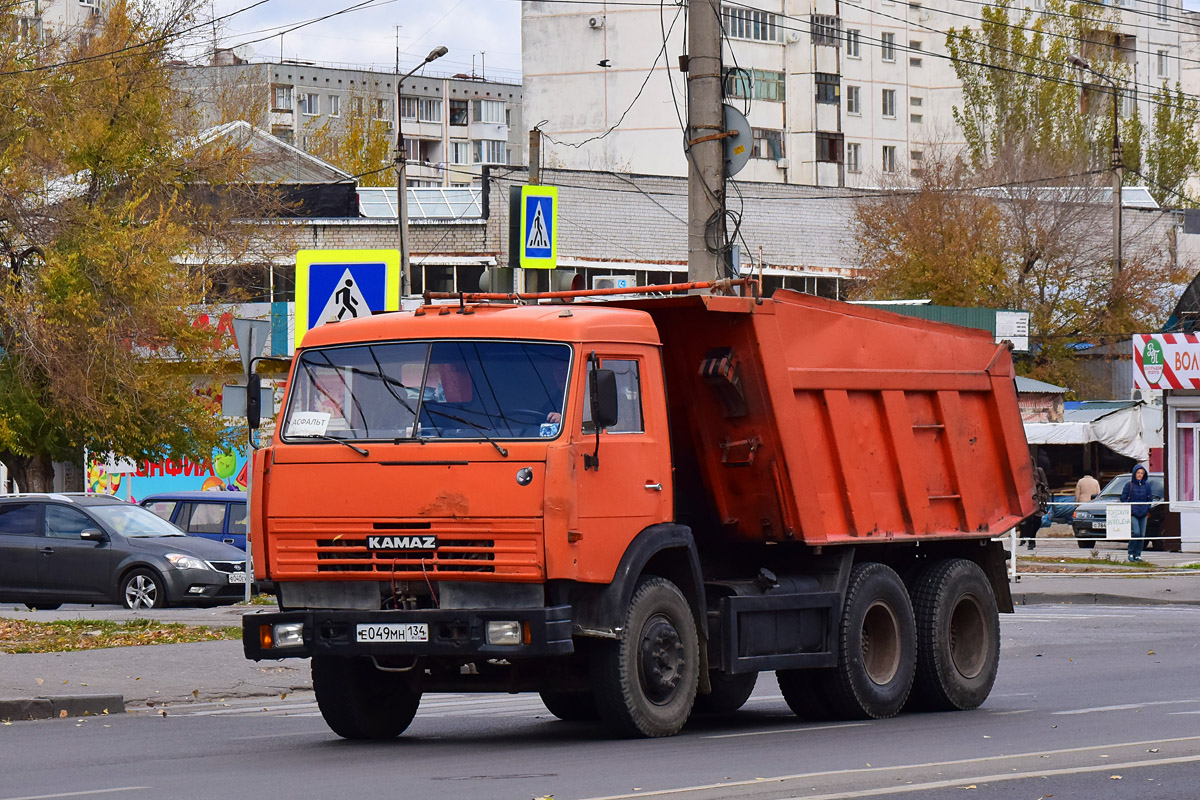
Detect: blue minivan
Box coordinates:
(140, 491, 248, 550)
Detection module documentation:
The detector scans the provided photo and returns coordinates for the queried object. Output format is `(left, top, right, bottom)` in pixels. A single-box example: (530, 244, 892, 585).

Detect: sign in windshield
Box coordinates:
(284, 340, 572, 442)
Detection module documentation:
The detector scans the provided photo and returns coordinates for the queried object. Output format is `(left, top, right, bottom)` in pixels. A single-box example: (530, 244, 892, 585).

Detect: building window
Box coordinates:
(751, 128, 784, 160)
(911, 96, 923, 106)
(882, 145, 897, 173)
(449, 99, 469, 125)
(846, 142, 861, 173)
(473, 99, 505, 124)
(882, 88, 897, 118)
(754, 70, 786, 102)
(846, 29, 861, 58)
(909, 40, 922, 51)
(1157, 50, 1170, 78)
(816, 132, 844, 163)
(1122, 89, 1137, 119)
(299, 92, 319, 116)
(402, 138, 420, 162)
(1157, 0, 1169, 20)
(724, 67, 752, 99)
(816, 73, 840, 105)
(374, 98, 392, 124)
(350, 96, 364, 116)
(721, 6, 782, 42)
(911, 113, 923, 124)
(811, 15, 841, 46)
(449, 140, 470, 165)
(418, 98, 442, 123)
(400, 96, 418, 120)
(910, 150, 924, 162)
(328, 95, 340, 117)
(473, 139, 506, 164)
(846, 85, 861, 115)
(910, 57, 923, 68)
(273, 85, 293, 110)
(881, 32, 896, 62)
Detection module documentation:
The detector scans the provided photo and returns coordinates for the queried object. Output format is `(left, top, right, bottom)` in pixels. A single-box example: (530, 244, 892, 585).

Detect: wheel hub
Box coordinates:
(861, 600, 901, 685)
(126, 576, 157, 609)
(639, 614, 685, 704)
(949, 594, 987, 679)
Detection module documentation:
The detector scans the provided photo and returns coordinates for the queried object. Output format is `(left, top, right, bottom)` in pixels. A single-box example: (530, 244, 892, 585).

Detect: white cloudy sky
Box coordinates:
(209, 0, 522, 81)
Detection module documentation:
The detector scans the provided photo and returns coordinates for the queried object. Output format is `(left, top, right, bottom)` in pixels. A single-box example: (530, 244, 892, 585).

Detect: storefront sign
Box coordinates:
(1132, 333, 1200, 389)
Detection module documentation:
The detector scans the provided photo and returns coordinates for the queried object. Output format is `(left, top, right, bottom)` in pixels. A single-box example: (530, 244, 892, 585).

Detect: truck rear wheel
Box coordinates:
(693, 670, 758, 715)
(592, 577, 699, 738)
(312, 655, 421, 739)
(539, 691, 600, 721)
(910, 558, 1000, 711)
(824, 562, 916, 720)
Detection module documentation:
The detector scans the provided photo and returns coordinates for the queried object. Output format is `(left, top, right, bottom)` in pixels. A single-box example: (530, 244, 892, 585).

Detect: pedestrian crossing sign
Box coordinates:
(295, 249, 400, 349)
(519, 185, 558, 270)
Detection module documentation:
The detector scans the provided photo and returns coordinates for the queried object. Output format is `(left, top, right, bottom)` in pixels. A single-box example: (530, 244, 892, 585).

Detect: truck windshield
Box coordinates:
(283, 340, 572, 442)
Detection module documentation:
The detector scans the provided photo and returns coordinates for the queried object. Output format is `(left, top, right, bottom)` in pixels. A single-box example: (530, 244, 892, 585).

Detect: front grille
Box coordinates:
(209, 560, 246, 574)
(269, 519, 542, 581)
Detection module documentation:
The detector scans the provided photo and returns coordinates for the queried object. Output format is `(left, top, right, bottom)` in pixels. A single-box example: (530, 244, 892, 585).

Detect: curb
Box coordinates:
(0, 694, 124, 722)
(1014, 592, 1200, 607)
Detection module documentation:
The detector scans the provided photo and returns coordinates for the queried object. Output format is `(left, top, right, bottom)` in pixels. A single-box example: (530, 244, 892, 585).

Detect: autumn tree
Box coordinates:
(305, 89, 395, 186)
(0, 0, 286, 491)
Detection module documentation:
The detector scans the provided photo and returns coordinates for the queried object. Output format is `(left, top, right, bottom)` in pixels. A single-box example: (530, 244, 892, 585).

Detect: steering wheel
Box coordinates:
(503, 408, 552, 424)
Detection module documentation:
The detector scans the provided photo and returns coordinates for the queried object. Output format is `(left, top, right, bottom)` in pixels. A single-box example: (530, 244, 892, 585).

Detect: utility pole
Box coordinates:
(685, 0, 726, 283)
(525, 128, 542, 293)
(398, 46, 449, 297)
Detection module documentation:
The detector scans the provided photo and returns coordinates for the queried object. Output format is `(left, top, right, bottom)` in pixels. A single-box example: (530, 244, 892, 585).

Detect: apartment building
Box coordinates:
(524, 0, 1184, 187)
(13, 0, 104, 41)
(174, 53, 526, 187)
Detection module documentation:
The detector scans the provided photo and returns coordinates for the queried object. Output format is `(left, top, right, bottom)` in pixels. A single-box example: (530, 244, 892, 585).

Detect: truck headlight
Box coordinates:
(260, 622, 304, 649)
(165, 553, 208, 571)
(486, 621, 523, 646)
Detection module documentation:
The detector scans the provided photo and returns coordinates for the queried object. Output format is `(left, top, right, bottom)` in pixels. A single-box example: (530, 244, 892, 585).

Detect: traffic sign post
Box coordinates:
(518, 185, 558, 270)
(294, 249, 400, 348)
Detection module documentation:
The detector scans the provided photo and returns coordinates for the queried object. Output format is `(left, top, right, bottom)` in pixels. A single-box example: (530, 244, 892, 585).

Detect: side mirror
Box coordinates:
(590, 368, 619, 430)
(247, 373, 262, 430)
(80, 528, 106, 543)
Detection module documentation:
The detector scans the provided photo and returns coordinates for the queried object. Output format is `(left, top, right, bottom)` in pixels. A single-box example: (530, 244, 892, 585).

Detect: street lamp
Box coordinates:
(1069, 54, 1122, 279)
(398, 45, 449, 298)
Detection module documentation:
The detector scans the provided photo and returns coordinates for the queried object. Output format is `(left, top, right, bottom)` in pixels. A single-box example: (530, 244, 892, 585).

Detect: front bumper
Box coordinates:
(164, 568, 248, 604)
(243, 605, 574, 660)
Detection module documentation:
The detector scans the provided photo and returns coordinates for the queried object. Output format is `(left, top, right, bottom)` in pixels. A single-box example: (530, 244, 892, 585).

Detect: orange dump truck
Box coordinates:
(243, 287, 1034, 739)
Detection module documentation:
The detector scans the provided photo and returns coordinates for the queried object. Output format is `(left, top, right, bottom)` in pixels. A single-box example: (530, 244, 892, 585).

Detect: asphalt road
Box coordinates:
(3, 604, 1200, 800)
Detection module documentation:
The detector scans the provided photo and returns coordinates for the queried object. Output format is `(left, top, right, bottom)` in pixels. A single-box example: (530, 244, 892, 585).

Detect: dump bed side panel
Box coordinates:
(639, 291, 1034, 545)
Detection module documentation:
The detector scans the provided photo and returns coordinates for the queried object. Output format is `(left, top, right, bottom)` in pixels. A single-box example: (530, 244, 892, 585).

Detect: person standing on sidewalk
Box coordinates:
(1120, 464, 1153, 562)
(1075, 474, 1100, 504)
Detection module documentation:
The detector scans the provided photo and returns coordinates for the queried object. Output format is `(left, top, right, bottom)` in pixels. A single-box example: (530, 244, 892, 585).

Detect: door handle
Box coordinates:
(223, 539, 234, 544)
(38, 547, 54, 555)
(644, 482, 663, 491)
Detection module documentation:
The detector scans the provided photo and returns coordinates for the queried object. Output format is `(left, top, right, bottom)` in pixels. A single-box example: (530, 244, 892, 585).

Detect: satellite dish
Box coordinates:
(232, 44, 255, 63)
(722, 104, 753, 177)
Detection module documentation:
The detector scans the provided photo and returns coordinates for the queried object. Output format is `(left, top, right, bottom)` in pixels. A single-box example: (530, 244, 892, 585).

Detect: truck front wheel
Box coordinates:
(312, 655, 421, 739)
(592, 577, 699, 738)
(910, 558, 1000, 711)
(825, 562, 916, 720)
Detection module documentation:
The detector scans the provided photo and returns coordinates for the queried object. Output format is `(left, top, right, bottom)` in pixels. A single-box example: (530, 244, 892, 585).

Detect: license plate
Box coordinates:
(1091, 522, 1106, 530)
(227, 572, 248, 584)
(356, 623, 429, 644)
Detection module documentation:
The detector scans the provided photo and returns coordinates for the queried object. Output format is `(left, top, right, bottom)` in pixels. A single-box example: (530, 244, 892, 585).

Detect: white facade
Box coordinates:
(524, 0, 1185, 187)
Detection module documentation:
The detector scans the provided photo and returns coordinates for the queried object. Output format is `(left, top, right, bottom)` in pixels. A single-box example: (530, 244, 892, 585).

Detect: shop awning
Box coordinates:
(1024, 402, 1149, 462)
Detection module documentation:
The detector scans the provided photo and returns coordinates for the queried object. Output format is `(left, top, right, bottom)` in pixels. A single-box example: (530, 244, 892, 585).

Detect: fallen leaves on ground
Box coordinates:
(0, 618, 239, 653)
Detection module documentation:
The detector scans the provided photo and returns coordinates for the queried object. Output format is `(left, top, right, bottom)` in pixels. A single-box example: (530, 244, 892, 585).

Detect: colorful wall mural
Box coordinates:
(86, 446, 248, 503)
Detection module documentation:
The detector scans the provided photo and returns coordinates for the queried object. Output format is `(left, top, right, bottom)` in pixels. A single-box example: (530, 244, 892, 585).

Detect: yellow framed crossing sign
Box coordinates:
(518, 185, 558, 270)
(294, 249, 400, 348)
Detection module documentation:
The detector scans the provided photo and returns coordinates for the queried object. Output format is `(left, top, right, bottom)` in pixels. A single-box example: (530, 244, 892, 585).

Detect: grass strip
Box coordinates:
(0, 618, 240, 654)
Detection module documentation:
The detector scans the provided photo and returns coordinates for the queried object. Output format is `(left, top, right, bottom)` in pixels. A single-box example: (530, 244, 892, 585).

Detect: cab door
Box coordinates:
(572, 348, 673, 581)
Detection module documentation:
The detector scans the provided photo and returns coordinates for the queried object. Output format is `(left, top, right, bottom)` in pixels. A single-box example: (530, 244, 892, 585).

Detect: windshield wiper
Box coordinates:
(422, 407, 509, 457)
(294, 433, 370, 457)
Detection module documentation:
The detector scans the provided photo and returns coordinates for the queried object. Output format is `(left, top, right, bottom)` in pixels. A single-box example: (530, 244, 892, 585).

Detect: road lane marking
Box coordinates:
(704, 723, 867, 739)
(1, 789, 150, 800)
(578, 736, 1200, 800)
(1054, 698, 1200, 714)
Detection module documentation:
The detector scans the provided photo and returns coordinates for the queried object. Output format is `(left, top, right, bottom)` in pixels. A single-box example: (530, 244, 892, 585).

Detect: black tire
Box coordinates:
(120, 568, 167, 610)
(1076, 538, 1096, 549)
(693, 670, 758, 715)
(910, 558, 1000, 712)
(539, 691, 600, 721)
(592, 577, 700, 738)
(776, 668, 839, 720)
(312, 655, 421, 739)
(824, 562, 916, 720)
(24, 603, 61, 611)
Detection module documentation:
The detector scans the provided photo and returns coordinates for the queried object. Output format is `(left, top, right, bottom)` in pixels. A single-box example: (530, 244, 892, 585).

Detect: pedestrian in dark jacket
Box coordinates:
(1120, 464, 1154, 562)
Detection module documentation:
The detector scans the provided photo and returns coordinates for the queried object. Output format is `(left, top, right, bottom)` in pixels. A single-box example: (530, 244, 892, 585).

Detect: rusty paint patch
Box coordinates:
(418, 492, 470, 517)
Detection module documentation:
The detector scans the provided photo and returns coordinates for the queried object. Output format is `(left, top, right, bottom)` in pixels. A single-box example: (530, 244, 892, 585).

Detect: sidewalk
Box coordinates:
(3, 576, 1200, 722)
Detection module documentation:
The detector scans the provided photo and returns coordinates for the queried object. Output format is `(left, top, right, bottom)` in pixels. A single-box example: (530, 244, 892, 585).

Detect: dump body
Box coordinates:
(621, 290, 1035, 545)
